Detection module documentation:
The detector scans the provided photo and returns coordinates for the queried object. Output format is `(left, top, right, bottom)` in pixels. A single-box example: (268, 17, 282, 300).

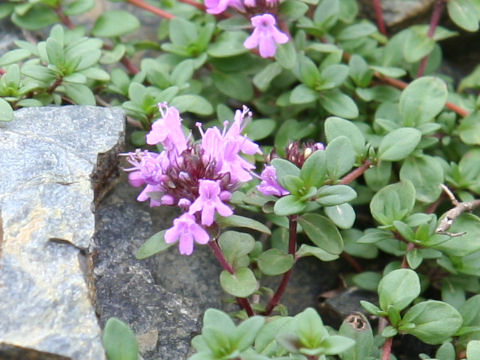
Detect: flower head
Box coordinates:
(165, 213, 210, 255)
(257, 165, 289, 197)
(205, 0, 244, 14)
(189, 179, 233, 226)
(146, 103, 187, 156)
(244, 13, 289, 58)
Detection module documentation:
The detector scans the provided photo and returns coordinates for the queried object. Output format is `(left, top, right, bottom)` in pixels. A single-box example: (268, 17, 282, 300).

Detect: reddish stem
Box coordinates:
(382, 336, 393, 360)
(0, 68, 5, 75)
(372, 0, 387, 36)
(48, 77, 63, 94)
(208, 240, 255, 316)
(177, 0, 205, 11)
(262, 215, 297, 315)
(55, 7, 75, 29)
(209, 240, 234, 274)
(417, 0, 445, 77)
(340, 160, 372, 185)
(127, 0, 175, 19)
(341, 252, 363, 272)
(237, 298, 255, 317)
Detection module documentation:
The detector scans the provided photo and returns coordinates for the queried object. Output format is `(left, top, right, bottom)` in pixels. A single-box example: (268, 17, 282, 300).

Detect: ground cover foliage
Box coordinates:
(3, 0, 480, 359)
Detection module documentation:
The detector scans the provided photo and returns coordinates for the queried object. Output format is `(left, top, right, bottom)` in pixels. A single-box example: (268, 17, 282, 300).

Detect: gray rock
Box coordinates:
(0, 106, 125, 360)
(359, 0, 435, 27)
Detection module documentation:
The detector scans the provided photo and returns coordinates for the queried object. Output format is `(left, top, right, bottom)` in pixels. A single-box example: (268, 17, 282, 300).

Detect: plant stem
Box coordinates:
(127, 0, 175, 19)
(382, 336, 393, 360)
(372, 0, 387, 36)
(417, 0, 445, 77)
(262, 215, 297, 315)
(55, 7, 75, 29)
(340, 160, 372, 185)
(209, 240, 234, 274)
(177, 0, 205, 11)
(208, 240, 255, 316)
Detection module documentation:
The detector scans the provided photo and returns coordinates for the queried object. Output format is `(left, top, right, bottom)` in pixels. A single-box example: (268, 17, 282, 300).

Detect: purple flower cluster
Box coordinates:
(205, 0, 288, 58)
(124, 104, 260, 255)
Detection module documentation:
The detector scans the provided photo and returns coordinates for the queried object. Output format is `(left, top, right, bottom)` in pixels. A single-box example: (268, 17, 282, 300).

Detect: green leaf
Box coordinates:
(170, 95, 213, 115)
(337, 22, 377, 41)
(220, 267, 258, 297)
(378, 269, 420, 312)
(202, 327, 233, 357)
(257, 248, 294, 276)
(290, 84, 318, 104)
(203, 308, 236, 332)
(46, 38, 64, 67)
(324, 203, 355, 229)
(64, 0, 95, 15)
(296, 244, 339, 261)
(169, 17, 197, 46)
(406, 248, 423, 269)
(316, 185, 357, 206)
(212, 71, 253, 102)
(296, 308, 329, 349)
(458, 112, 480, 145)
(0, 98, 14, 122)
(399, 76, 448, 126)
(103, 318, 139, 360)
(217, 215, 271, 235)
(378, 127, 422, 161)
(135, 230, 172, 259)
(11, 5, 59, 30)
(339, 312, 374, 360)
(403, 27, 435, 63)
(0, 49, 31, 66)
(279, 0, 309, 19)
(233, 316, 265, 351)
(91, 10, 140, 37)
(325, 136, 356, 180)
(323, 335, 355, 355)
(434, 213, 480, 256)
(275, 41, 297, 70)
(319, 89, 358, 119)
(218, 231, 255, 267)
(274, 195, 306, 216)
(271, 158, 301, 186)
(300, 149, 327, 188)
(208, 31, 249, 57)
(400, 300, 463, 344)
(370, 180, 416, 225)
(245, 119, 276, 141)
(253, 62, 282, 91)
(352, 271, 381, 291)
(360, 300, 383, 316)
(399, 155, 444, 203)
(298, 213, 344, 254)
(0, 4, 14, 19)
(318, 64, 350, 90)
(364, 161, 392, 191)
(467, 340, 480, 359)
(447, 0, 479, 32)
(324, 116, 365, 155)
(349, 54, 373, 87)
(62, 83, 96, 105)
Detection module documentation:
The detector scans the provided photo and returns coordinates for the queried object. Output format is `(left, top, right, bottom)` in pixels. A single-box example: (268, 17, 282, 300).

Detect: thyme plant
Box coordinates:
(2, 0, 480, 359)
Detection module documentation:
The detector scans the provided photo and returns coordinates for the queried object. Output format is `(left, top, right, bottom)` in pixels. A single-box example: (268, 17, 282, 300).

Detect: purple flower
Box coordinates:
(189, 179, 233, 226)
(257, 165, 289, 197)
(244, 13, 288, 58)
(205, 0, 244, 14)
(199, 107, 260, 182)
(146, 104, 187, 155)
(165, 213, 210, 255)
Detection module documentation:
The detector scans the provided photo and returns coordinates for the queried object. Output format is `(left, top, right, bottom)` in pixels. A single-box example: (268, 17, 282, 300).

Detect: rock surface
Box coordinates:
(0, 106, 125, 360)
